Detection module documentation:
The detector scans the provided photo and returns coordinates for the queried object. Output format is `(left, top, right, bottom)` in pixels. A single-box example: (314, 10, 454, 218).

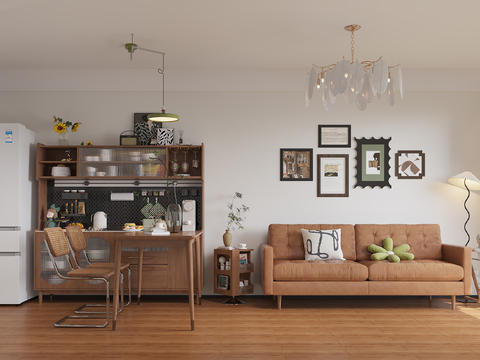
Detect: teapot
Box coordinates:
(92, 211, 107, 230)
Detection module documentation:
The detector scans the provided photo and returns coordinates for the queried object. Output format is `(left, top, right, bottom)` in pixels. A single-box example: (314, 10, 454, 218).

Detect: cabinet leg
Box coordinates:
(277, 295, 282, 310)
(38, 291, 43, 304)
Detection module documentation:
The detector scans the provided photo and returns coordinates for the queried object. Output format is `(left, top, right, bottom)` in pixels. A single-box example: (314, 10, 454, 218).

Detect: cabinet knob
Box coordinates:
(83, 181, 90, 186)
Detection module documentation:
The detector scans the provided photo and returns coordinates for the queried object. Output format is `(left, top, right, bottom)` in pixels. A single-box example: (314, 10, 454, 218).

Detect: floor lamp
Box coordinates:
(448, 171, 480, 246)
(448, 171, 480, 303)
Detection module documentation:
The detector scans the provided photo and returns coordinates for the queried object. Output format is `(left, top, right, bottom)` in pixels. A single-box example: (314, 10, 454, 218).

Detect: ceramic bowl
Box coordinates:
(71, 190, 78, 193)
(78, 190, 85, 193)
(96, 171, 106, 176)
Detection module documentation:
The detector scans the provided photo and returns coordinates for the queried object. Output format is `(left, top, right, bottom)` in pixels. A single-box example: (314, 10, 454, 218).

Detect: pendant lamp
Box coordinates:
(125, 34, 179, 122)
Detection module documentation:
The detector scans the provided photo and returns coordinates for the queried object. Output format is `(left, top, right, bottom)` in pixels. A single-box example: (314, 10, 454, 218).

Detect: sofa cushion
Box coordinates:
(355, 224, 442, 261)
(268, 224, 356, 261)
(301, 228, 345, 261)
(273, 259, 368, 281)
(359, 259, 464, 281)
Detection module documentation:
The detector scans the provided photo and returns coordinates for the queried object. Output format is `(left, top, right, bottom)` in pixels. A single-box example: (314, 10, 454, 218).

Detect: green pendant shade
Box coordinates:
(147, 112, 179, 122)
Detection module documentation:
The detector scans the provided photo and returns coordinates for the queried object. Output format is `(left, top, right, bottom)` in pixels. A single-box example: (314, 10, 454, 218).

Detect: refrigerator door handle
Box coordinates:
(0, 252, 20, 256)
(0, 226, 21, 231)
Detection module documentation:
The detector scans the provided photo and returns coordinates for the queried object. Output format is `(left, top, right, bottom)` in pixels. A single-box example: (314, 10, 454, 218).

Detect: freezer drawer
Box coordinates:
(0, 228, 21, 252)
(0, 254, 21, 304)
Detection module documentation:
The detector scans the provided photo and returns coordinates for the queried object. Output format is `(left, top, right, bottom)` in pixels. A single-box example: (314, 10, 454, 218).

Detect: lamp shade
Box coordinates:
(448, 171, 480, 190)
(147, 112, 179, 122)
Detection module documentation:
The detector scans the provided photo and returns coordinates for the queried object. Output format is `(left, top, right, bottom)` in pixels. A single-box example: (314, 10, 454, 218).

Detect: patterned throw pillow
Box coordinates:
(301, 229, 345, 261)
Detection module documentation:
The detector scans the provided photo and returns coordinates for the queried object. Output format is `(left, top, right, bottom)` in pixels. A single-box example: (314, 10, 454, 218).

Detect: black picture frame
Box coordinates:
(395, 150, 425, 179)
(354, 137, 392, 188)
(280, 148, 313, 181)
(318, 125, 351, 148)
(317, 154, 349, 197)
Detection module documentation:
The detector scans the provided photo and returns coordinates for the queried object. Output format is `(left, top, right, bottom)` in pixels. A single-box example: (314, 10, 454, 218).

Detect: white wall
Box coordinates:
(1, 70, 480, 295)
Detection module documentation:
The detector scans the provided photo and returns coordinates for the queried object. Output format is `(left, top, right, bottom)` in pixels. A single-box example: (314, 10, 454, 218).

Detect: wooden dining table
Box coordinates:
(111, 230, 204, 331)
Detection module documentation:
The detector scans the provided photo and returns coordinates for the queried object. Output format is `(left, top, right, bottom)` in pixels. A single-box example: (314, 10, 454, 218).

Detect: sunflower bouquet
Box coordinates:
(53, 116, 81, 134)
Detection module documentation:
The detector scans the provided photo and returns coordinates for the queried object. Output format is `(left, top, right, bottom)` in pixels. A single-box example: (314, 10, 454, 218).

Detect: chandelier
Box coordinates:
(305, 24, 403, 111)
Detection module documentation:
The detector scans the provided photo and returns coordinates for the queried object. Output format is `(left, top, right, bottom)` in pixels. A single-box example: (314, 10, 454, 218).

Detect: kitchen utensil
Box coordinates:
(171, 148, 180, 173)
(150, 197, 166, 218)
(192, 147, 200, 168)
(181, 148, 189, 173)
(51, 166, 71, 176)
(141, 197, 153, 218)
(92, 211, 107, 229)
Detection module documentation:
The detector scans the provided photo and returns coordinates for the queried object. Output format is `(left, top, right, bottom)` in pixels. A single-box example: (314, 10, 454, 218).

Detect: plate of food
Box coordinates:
(122, 224, 144, 232)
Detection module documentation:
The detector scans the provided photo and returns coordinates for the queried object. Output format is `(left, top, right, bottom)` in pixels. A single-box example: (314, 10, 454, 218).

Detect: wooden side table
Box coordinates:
(214, 248, 254, 304)
(465, 247, 480, 303)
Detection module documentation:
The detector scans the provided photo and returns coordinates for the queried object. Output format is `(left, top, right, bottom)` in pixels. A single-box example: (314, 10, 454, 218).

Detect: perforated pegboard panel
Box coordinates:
(49, 187, 203, 230)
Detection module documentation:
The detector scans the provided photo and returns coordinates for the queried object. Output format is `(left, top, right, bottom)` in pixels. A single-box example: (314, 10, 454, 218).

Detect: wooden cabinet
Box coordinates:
(35, 143, 204, 299)
(214, 248, 254, 304)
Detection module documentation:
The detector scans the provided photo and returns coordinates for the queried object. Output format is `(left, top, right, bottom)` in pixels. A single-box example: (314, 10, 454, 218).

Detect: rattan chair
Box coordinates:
(65, 226, 131, 313)
(43, 227, 117, 328)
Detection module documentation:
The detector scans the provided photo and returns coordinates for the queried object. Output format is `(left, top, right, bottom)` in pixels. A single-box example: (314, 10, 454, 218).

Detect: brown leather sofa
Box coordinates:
(260, 224, 472, 309)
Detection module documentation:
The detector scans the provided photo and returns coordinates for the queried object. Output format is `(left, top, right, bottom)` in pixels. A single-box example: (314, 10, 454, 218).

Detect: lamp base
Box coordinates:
(221, 296, 245, 305)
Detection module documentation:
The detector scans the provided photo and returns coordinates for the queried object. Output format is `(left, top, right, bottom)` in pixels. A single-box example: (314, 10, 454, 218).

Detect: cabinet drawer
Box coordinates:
(129, 265, 168, 289)
(122, 251, 168, 265)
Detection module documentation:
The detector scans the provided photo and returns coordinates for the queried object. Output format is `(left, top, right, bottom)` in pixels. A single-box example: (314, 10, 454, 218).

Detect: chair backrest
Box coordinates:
(65, 226, 88, 252)
(44, 227, 71, 258)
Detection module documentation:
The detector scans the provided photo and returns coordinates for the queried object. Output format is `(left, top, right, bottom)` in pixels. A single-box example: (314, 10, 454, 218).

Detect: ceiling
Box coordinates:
(1, 0, 479, 70)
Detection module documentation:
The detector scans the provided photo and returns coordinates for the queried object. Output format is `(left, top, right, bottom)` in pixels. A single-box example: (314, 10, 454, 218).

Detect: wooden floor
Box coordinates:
(1, 295, 480, 359)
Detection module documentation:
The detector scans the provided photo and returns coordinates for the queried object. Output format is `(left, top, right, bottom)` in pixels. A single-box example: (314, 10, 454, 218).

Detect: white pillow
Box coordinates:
(301, 229, 345, 261)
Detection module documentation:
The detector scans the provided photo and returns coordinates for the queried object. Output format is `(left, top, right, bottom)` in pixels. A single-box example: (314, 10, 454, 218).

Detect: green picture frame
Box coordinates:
(354, 137, 391, 188)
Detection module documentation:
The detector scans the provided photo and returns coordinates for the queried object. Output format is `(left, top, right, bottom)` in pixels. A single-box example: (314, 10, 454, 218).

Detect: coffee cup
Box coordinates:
(239, 243, 247, 249)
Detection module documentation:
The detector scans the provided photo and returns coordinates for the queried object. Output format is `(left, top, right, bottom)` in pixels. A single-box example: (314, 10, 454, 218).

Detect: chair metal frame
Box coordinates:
(43, 229, 113, 328)
(64, 228, 131, 314)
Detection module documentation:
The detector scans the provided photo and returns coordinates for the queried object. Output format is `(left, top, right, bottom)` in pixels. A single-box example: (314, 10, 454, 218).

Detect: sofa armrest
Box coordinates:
(260, 243, 274, 295)
(442, 244, 472, 295)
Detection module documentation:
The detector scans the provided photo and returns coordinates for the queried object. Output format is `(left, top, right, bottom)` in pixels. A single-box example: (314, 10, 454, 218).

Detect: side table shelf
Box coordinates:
(214, 248, 254, 304)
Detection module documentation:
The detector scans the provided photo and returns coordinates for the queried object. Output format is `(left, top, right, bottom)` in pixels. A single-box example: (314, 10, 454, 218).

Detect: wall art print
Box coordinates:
(280, 148, 313, 181)
(157, 128, 174, 145)
(317, 154, 349, 197)
(318, 125, 351, 148)
(395, 150, 425, 179)
(133, 113, 163, 145)
(354, 137, 391, 188)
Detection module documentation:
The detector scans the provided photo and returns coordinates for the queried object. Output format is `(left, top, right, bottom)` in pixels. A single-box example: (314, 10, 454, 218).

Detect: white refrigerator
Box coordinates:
(0, 123, 37, 304)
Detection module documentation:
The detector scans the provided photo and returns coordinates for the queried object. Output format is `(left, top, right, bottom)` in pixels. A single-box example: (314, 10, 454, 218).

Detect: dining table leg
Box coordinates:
(137, 247, 144, 305)
(187, 239, 194, 330)
(112, 239, 122, 331)
(195, 236, 201, 305)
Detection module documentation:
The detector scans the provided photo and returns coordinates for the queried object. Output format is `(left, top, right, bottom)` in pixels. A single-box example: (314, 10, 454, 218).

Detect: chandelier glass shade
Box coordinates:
(305, 25, 403, 111)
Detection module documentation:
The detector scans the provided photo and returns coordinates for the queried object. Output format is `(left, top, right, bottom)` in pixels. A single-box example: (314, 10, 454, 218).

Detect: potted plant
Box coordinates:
(224, 192, 249, 247)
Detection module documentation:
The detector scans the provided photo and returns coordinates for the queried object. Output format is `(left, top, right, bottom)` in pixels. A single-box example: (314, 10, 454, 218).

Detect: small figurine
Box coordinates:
(62, 150, 73, 162)
(45, 204, 60, 228)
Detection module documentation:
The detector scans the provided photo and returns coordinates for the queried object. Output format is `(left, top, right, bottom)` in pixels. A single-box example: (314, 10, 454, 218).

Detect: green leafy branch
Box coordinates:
(226, 192, 249, 231)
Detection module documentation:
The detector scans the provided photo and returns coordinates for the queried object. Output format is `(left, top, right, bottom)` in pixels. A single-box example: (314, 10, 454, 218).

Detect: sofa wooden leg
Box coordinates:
(273, 295, 276, 301)
(452, 295, 456, 310)
(277, 295, 282, 309)
(429, 296, 432, 301)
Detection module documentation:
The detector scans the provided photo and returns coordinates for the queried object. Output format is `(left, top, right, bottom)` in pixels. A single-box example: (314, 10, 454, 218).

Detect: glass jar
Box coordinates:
(166, 204, 182, 233)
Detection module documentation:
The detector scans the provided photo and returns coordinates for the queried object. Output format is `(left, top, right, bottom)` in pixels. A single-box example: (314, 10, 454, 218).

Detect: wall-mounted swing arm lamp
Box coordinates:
(448, 171, 480, 246)
(125, 34, 179, 122)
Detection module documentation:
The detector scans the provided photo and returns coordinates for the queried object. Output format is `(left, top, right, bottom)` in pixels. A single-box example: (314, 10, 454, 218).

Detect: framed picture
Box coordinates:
(317, 154, 349, 197)
(134, 113, 163, 145)
(280, 148, 313, 181)
(217, 274, 229, 290)
(318, 125, 351, 148)
(354, 137, 392, 188)
(395, 150, 425, 179)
